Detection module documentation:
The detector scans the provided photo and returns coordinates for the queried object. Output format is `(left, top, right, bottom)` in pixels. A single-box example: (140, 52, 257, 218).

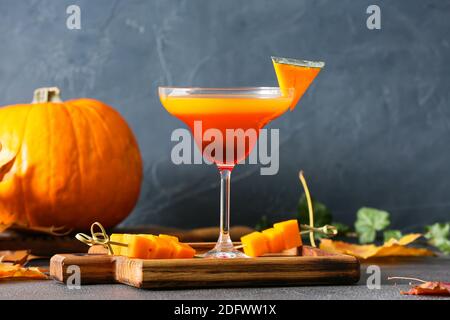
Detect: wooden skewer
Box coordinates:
(301, 224, 338, 236)
(233, 224, 338, 250)
(77, 221, 338, 256)
(76, 223, 137, 255)
(109, 241, 128, 247)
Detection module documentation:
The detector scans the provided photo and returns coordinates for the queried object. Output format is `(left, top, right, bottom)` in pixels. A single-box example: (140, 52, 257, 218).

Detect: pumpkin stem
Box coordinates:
(32, 87, 63, 103)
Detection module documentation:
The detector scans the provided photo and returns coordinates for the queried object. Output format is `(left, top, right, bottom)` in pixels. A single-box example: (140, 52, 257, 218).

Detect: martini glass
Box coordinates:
(159, 87, 293, 258)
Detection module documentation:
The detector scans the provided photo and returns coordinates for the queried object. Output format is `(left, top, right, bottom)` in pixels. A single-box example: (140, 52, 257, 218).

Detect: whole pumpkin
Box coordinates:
(0, 87, 143, 231)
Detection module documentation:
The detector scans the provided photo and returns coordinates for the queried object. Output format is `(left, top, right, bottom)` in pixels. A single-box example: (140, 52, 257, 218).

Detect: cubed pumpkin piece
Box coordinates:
(136, 235, 171, 259)
(240, 231, 269, 257)
(121, 234, 133, 256)
(262, 228, 285, 253)
(110, 233, 133, 256)
(110, 233, 193, 259)
(273, 219, 302, 249)
(172, 243, 196, 259)
(159, 234, 179, 243)
(156, 237, 176, 258)
(128, 235, 156, 259)
(110, 233, 123, 255)
(139, 235, 175, 259)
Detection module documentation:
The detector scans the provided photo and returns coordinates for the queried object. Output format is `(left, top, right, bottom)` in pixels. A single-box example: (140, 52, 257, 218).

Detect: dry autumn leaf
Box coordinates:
(402, 282, 450, 296)
(388, 277, 450, 296)
(0, 250, 29, 265)
(319, 234, 435, 259)
(0, 263, 47, 280)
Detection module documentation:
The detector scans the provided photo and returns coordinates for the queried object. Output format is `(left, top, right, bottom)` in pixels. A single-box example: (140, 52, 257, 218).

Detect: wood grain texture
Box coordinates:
(50, 243, 360, 289)
(50, 254, 116, 284)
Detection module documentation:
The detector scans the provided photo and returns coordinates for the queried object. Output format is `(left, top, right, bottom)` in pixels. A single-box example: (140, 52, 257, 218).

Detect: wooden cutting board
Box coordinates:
(50, 243, 360, 289)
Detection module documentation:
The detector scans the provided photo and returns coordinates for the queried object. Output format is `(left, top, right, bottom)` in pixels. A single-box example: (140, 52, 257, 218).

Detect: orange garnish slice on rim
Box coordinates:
(272, 56, 325, 110)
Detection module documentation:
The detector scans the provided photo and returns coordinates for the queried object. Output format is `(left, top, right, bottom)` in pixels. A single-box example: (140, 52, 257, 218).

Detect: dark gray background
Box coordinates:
(0, 0, 449, 230)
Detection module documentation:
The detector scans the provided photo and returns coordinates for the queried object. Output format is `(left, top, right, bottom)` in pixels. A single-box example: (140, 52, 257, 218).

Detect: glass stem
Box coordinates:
(217, 169, 234, 250)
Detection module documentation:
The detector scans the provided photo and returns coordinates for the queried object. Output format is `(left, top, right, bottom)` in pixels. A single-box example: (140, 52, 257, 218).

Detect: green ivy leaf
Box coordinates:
(425, 223, 450, 255)
(434, 239, 450, 255)
(355, 207, 390, 243)
(425, 223, 450, 241)
(383, 230, 403, 242)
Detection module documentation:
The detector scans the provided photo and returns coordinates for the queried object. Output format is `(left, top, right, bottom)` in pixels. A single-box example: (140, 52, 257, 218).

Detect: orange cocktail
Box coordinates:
(158, 56, 324, 259)
(160, 88, 292, 170)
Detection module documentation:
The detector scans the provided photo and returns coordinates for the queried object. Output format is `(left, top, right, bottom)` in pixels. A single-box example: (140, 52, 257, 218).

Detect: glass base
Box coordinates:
(202, 237, 249, 259)
(202, 248, 248, 259)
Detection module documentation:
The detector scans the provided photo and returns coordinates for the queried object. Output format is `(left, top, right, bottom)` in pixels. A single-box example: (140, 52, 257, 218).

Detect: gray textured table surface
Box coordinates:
(1, 257, 449, 300)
